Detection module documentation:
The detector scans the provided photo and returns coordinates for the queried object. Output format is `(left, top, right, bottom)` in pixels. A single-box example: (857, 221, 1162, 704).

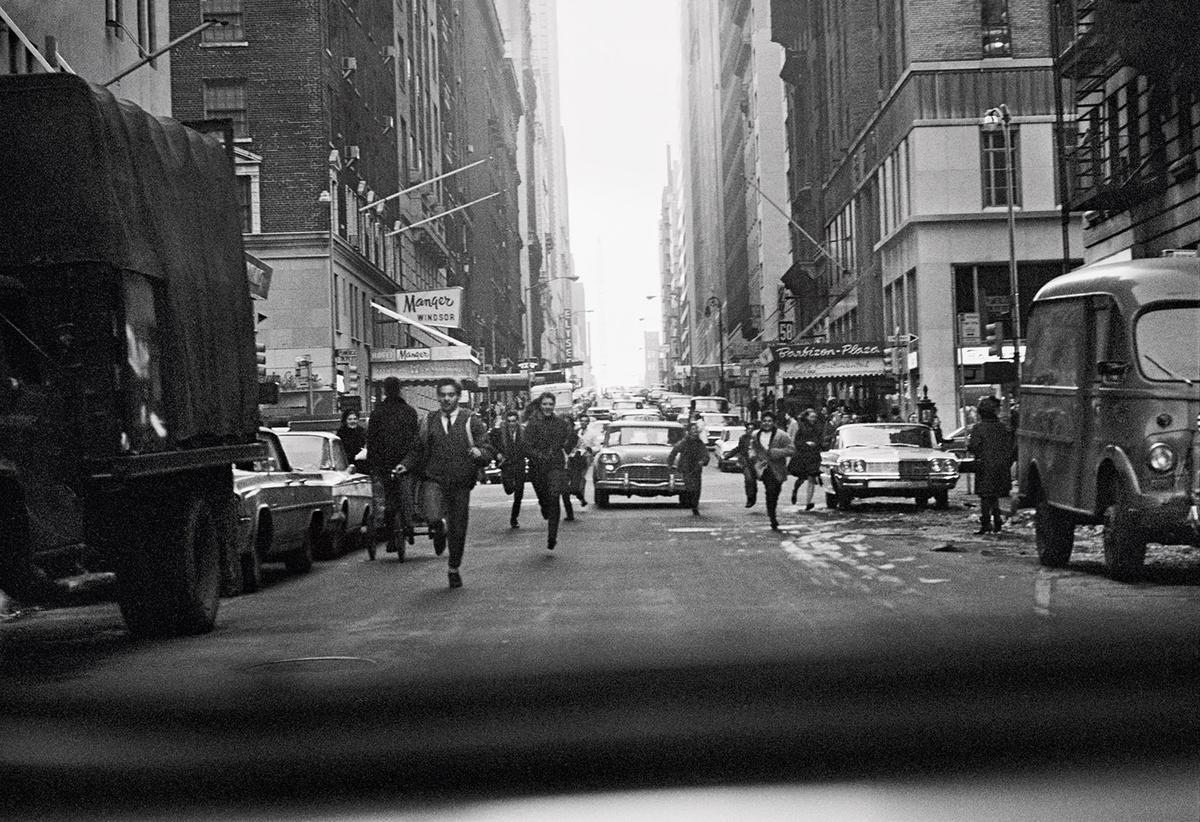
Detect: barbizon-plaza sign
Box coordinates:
(393, 287, 463, 328)
(769, 341, 888, 380)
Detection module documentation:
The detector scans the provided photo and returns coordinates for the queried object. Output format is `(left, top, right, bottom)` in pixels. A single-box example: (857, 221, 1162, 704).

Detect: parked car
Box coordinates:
(1017, 257, 1200, 580)
(232, 429, 336, 592)
(821, 423, 959, 510)
(592, 421, 687, 508)
(275, 431, 373, 558)
(716, 428, 749, 473)
(940, 424, 976, 473)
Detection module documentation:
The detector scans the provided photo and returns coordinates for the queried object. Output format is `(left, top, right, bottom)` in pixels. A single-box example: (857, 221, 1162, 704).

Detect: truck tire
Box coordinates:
(285, 525, 316, 574)
(240, 530, 263, 593)
(1102, 480, 1147, 581)
(117, 496, 221, 638)
(1035, 498, 1074, 567)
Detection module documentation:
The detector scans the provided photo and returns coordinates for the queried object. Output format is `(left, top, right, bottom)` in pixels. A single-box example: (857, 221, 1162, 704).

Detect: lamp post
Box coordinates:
(982, 103, 1022, 385)
(704, 295, 725, 397)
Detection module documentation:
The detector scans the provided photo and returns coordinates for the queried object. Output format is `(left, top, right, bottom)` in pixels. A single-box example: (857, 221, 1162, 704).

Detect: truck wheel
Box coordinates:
(1035, 498, 1074, 568)
(933, 490, 950, 509)
(594, 489, 611, 508)
(118, 497, 221, 638)
(285, 526, 316, 574)
(1102, 480, 1146, 581)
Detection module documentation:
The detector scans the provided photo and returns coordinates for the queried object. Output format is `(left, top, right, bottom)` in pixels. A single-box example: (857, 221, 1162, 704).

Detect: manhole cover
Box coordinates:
(244, 656, 378, 674)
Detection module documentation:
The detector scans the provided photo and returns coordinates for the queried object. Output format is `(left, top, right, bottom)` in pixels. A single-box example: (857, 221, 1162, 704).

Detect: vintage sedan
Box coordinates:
(592, 421, 687, 508)
(821, 423, 959, 510)
(275, 431, 373, 558)
(699, 412, 743, 448)
(232, 428, 336, 592)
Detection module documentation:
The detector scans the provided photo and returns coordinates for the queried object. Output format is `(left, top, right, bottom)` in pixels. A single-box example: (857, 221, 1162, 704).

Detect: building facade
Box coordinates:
(1055, 0, 1200, 261)
(771, 0, 1083, 424)
(1, 0, 171, 112)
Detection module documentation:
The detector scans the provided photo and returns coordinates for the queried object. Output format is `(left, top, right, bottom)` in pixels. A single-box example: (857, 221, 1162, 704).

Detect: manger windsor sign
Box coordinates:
(767, 341, 889, 380)
(393, 287, 464, 328)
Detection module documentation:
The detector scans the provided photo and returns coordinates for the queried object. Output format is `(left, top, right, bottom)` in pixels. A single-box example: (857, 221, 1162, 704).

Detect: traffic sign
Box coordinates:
(518, 358, 540, 370)
(959, 312, 981, 344)
(985, 295, 1012, 313)
(335, 347, 358, 361)
(778, 320, 794, 341)
(887, 333, 919, 346)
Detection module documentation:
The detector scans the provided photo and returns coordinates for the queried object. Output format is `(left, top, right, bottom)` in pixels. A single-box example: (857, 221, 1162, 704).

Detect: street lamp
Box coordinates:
(703, 295, 725, 397)
(982, 103, 1022, 384)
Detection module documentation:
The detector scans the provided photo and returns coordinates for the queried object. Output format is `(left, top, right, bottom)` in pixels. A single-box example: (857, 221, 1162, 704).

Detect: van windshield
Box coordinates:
(1136, 305, 1200, 382)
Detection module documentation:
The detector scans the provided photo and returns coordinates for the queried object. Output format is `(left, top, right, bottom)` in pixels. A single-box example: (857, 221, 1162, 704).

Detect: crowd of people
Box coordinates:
(356, 380, 1018, 588)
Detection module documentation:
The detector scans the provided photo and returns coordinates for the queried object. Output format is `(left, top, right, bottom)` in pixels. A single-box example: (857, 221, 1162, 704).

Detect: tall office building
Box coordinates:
(496, 0, 585, 381)
(771, 0, 1082, 422)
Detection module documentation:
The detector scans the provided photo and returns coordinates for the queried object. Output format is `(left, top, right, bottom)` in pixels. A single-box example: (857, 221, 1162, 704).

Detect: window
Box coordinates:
(202, 79, 248, 138)
(201, 0, 245, 43)
(236, 175, 251, 233)
(981, 127, 1021, 207)
(982, 0, 1011, 57)
(1024, 298, 1086, 387)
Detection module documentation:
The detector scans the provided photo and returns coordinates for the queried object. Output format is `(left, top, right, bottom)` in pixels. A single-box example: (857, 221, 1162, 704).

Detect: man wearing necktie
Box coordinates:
(490, 409, 527, 528)
(400, 378, 493, 588)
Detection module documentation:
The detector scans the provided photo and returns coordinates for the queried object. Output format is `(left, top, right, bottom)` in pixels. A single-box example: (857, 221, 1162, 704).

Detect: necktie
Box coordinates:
(444, 413, 452, 434)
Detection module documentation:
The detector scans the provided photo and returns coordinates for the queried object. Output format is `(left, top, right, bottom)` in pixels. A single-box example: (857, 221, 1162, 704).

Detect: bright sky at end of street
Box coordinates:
(557, 0, 682, 388)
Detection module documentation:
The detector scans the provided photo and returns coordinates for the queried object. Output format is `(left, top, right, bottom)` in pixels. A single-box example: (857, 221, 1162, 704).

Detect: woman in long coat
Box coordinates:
(967, 396, 1015, 534)
(789, 409, 824, 509)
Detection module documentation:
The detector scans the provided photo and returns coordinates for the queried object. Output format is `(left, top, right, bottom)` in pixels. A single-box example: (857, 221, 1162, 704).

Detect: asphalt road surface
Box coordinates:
(3, 469, 1199, 818)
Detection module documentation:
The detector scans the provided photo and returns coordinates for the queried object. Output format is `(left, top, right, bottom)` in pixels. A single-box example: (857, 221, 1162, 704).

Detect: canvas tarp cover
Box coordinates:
(0, 73, 258, 446)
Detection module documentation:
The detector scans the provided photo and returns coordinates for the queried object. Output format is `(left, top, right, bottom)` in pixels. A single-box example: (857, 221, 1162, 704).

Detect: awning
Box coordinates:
(370, 349, 479, 390)
(778, 359, 890, 381)
(480, 373, 531, 390)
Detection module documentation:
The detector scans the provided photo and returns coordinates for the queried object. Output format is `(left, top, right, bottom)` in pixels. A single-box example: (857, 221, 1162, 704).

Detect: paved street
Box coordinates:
(5, 468, 1199, 693)
(4, 468, 1200, 818)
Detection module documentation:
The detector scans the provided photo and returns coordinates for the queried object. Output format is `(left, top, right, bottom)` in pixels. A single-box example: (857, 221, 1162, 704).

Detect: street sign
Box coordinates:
(337, 394, 362, 413)
(887, 333, 919, 346)
(518, 358, 540, 370)
(958, 312, 981, 344)
(985, 295, 1012, 313)
(778, 320, 794, 341)
(335, 347, 358, 361)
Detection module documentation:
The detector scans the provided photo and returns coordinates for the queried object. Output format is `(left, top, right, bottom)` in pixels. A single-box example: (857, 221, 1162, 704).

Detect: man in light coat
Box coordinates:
(747, 410, 796, 530)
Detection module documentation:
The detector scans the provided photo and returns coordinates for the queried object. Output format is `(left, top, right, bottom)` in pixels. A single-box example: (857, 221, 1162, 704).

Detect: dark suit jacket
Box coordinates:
(405, 410, 494, 488)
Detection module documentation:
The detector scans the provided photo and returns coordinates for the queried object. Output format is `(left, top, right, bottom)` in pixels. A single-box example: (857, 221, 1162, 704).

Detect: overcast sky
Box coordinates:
(556, 0, 682, 388)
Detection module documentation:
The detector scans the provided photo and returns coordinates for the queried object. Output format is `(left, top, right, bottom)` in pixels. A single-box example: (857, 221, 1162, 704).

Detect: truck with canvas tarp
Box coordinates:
(0, 73, 264, 636)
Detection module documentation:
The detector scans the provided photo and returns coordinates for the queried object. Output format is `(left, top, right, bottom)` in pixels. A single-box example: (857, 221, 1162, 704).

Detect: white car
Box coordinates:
(698, 413, 743, 449)
(821, 423, 959, 510)
(275, 431, 373, 557)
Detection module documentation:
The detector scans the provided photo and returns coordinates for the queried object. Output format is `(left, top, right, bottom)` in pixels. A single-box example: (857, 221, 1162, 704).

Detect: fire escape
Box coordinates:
(1056, 0, 1199, 218)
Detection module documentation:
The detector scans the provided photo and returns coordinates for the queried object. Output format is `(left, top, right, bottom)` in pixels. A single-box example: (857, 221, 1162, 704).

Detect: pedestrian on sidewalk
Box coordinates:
(789, 408, 824, 510)
(401, 379, 493, 588)
(669, 420, 711, 515)
(732, 422, 758, 508)
(490, 409, 527, 529)
(567, 413, 600, 508)
(967, 396, 1015, 535)
(524, 392, 579, 551)
(748, 410, 796, 530)
(364, 377, 419, 557)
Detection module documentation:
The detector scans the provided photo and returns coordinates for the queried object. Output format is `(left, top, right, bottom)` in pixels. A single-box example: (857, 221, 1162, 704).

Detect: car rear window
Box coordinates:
(607, 427, 682, 446)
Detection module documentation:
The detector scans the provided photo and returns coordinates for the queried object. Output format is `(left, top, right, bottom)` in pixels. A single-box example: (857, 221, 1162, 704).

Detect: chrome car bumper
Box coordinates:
(837, 474, 959, 495)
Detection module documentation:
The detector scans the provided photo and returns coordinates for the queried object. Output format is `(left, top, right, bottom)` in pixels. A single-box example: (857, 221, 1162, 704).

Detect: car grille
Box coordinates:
(898, 460, 931, 479)
(620, 465, 671, 482)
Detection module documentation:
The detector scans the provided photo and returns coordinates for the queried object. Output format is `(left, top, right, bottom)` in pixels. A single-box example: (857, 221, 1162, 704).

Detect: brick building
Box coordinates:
(771, 0, 1083, 424)
(1055, 0, 1200, 261)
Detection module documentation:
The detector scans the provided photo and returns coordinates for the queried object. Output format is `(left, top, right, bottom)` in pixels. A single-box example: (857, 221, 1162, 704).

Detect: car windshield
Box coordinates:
(277, 435, 328, 470)
(838, 424, 934, 449)
(1135, 305, 1200, 382)
(606, 426, 682, 446)
(701, 414, 739, 426)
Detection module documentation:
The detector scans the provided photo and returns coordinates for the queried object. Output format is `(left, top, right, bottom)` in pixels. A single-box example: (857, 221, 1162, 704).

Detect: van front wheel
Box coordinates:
(1102, 481, 1146, 581)
(1035, 499, 1074, 567)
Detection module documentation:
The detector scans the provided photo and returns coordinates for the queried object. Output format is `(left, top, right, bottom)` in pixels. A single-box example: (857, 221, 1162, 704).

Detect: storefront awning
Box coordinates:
(768, 340, 889, 381)
(370, 346, 479, 390)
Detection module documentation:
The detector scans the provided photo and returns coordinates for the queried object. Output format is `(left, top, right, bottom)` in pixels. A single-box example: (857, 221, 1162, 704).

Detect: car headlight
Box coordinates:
(930, 458, 956, 473)
(838, 459, 867, 473)
(599, 452, 619, 464)
(1148, 443, 1175, 473)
